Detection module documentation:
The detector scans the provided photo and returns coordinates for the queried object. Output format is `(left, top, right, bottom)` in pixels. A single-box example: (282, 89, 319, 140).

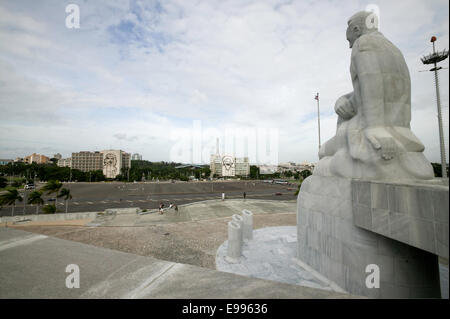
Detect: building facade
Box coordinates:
(0, 159, 13, 165)
(71, 151, 103, 172)
(101, 150, 131, 179)
(57, 158, 72, 168)
(210, 154, 222, 177)
(68, 150, 131, 178)
(131, 153, 143, 161)
(210, 154, 249, 177)
(24, 153, 49, 164)
(235, 157, 250, 176)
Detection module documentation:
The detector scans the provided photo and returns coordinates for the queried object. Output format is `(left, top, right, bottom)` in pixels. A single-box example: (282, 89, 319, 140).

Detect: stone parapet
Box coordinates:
(352, 179, 449, 259)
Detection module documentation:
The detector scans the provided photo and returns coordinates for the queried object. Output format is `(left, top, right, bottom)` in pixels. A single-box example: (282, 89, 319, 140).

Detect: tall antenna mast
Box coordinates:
(315, 93, 322, 150)
(216, 137, 220, 155)
(421, 36, 449, 178)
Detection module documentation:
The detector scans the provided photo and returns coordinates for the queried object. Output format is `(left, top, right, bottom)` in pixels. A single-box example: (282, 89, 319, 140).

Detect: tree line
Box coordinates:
(116, 160, 211, 182)
(0, 180, 72, 215)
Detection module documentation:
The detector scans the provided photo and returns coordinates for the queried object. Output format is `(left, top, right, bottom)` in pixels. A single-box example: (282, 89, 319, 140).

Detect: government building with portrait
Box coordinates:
(62, 150, 131, 179)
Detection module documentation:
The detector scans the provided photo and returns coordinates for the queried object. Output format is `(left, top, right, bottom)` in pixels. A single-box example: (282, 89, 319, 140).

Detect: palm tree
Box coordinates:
(57, 188, 72, 213)
(28, 191, 44, 214)
(0, 189, 23, 216)
(42, 180, 63, 209)
(42, 204, 56, 214)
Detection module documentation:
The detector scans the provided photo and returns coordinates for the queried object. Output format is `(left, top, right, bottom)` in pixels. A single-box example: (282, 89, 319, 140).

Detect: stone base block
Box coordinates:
(297, 175, 441, 298)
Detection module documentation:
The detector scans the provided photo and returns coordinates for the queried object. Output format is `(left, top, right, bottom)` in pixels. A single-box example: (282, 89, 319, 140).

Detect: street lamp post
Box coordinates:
(421, 36, 449, 178)
(23, 189, 27, 215)
(315, 93, 322, 151)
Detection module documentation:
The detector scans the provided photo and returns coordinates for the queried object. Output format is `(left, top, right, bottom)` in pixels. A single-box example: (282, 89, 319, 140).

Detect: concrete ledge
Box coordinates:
(104, 208, 140, 215)
(0, 212, 99, 224)
(0, 227, 359, 299)
(352, 179, 449, 259)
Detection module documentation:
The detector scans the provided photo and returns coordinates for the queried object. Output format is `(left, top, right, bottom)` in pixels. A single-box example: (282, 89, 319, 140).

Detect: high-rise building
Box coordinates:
(53, 153, 62, 160)
(68, 150, 131, 178)
(71, 151, 103, 172)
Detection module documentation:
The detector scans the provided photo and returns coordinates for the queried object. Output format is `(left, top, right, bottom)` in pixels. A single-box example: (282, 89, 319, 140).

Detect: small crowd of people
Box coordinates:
(158, 202, 178, 215)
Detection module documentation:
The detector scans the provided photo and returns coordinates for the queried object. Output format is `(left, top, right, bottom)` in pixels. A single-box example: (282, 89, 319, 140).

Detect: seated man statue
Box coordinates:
(314, 11, 434, 180)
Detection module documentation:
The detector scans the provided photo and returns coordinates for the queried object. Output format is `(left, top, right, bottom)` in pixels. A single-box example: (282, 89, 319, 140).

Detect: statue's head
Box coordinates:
(346, 11, 379, 48)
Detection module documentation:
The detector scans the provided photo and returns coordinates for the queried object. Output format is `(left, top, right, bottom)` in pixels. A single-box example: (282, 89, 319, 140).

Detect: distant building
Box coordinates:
(0, 159, 13, 165)
(277, 162, 315, 173)
(132, 153, 143, 161)
(258, 162, 315, 175)
(210, 154, 249, 177)
(71, 151, 103, 172)
(210, 154, 223, 176)
(57, 158, 72, 168)
(235, 157, 250, 176)
(69, 150, 131, 178)
(258, 164, 278, 174)
(209, 138, 249, 177)
(101, 149, 131, 179)
(24, 153, 49, 164)
(53, 153, 62, 160)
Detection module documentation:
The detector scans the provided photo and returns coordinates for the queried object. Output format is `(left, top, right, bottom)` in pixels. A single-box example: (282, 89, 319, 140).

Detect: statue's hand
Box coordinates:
(364, 129, 397, 160)
(335, 96, 356, 120)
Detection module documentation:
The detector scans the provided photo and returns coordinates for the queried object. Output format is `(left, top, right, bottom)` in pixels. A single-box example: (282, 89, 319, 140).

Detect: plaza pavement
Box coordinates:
(0, 226, 358, 299)
(0, 181, 297, 217)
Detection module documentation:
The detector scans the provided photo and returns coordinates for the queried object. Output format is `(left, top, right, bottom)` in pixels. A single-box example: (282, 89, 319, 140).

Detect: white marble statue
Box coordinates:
(314, 11, 434, 180)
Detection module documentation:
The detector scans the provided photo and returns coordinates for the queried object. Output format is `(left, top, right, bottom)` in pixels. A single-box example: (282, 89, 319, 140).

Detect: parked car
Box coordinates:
(47, 198, 56, 202)
(25, 184, 35, 190)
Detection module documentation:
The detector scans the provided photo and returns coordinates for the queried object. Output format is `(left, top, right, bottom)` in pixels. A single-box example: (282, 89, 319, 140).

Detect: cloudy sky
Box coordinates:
(0, 0, 448, 165)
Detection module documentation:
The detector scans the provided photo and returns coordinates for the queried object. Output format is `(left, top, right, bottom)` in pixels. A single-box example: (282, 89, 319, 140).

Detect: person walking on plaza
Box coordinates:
(243, 192, 246, 201)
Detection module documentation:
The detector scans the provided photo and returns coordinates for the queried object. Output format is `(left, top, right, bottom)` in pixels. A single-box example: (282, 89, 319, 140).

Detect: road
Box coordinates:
(0, 181, 298, 216)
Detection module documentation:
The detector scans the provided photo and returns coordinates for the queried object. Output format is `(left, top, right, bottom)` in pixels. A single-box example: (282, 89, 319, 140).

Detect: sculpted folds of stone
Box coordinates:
(315, 11, 434, 180)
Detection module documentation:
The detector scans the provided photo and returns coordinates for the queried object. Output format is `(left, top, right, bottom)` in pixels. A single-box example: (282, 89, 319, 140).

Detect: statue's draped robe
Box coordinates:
(314, 31, 434, 180)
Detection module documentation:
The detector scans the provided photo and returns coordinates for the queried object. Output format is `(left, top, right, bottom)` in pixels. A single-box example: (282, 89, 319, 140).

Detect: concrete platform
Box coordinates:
(0, 227, 357, 299)
(298, 175, 444, 298)
(90, 199, 297, 227)
(1, 200, 299, 270)
(216, 226, 345, 292)
(216, 225, 449, 299)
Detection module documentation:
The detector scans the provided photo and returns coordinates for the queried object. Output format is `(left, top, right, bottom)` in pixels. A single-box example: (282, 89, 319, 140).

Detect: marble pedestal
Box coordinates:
(297, 175, 441, 298)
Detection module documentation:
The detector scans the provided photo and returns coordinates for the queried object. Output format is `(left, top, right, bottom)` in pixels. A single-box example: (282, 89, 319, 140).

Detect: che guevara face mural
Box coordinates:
(103, 153, 118, 178)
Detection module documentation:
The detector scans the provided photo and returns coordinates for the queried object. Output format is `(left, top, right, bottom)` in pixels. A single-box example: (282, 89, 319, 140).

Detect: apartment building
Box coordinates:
(71, 151, 103, 172)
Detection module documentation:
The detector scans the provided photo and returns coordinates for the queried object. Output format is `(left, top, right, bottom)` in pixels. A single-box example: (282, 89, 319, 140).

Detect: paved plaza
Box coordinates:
(3, 199, 298, 269)
(0, 181, 297, 217)
(2, 198, 447, 298)
(0, 199, 359, 299)
(0, 227, 357, 299)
